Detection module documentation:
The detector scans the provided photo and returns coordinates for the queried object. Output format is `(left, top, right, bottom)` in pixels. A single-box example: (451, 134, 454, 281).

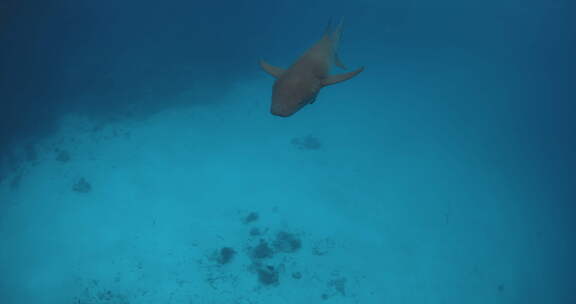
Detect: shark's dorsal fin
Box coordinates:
(322, 67, 364, 86)
(259, 59, 285, 78)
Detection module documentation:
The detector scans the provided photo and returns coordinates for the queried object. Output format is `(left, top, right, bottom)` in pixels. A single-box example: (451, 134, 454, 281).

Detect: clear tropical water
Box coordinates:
(0, 1, 574, 303)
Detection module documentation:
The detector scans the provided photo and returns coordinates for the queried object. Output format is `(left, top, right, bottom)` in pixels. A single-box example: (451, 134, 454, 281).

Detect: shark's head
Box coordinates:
(270, 76, 319, 117)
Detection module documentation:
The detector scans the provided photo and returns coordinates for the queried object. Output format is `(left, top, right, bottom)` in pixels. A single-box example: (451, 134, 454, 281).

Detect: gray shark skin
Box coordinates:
(260, 20, 364, 117)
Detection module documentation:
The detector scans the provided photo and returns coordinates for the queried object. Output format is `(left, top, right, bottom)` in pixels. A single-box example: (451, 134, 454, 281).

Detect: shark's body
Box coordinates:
(260, 21, 364, 117)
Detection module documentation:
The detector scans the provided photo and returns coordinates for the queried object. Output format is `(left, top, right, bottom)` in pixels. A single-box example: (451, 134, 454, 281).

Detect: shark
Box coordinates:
(260, 20, 364, 117)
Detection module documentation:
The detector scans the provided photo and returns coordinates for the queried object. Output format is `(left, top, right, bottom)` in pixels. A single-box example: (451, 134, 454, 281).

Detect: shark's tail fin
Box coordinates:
(324, 17, 333, 36)
(324, 17, 344, 45)
(332, 18, 344, 45)
(324, 18, 347, 69)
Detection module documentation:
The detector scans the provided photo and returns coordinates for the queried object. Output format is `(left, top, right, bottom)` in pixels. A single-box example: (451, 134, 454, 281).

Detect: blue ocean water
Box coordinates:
(0, 0, 574, 303)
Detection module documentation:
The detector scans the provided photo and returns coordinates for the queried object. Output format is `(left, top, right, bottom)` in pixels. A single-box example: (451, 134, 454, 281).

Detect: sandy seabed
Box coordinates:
(0, 78, 571, 304)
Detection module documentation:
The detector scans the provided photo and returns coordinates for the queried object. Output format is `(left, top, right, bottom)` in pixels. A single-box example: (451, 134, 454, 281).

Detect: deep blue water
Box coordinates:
(1, 1, 574, 303)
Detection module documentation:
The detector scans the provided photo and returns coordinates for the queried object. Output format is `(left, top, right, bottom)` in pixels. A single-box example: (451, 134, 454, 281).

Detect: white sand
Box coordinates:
(0, 77, 571, 304)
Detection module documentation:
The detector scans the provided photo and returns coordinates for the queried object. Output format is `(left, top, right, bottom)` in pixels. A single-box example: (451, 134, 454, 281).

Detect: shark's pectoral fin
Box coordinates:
(259, 59, 285, 78)
(322, 67, 364, 86)
(309, 93, 318, 104)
